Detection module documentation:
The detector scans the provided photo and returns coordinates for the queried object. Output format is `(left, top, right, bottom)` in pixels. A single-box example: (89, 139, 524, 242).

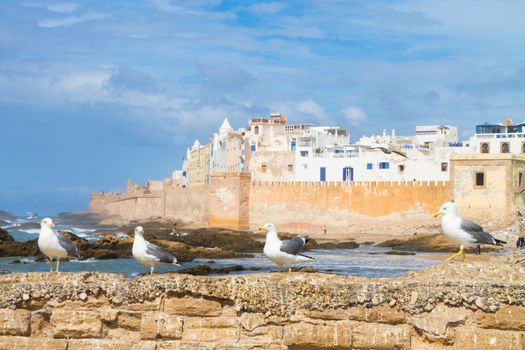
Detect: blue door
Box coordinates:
(320, 167, 326, 181)
(343, 167, 354, 181)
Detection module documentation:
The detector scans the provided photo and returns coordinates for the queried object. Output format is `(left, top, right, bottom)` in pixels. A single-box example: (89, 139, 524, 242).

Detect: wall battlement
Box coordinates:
(90, 173, 450, 232)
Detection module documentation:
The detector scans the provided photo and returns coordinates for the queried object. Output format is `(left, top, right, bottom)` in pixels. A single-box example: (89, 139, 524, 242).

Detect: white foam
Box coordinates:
(75, 258, 98, 263)
(19, 229, 40, 234)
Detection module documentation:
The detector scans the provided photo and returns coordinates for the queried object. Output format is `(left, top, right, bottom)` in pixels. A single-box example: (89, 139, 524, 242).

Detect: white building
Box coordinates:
(210, 118, 245, 173)
(469, 121, 525, 154)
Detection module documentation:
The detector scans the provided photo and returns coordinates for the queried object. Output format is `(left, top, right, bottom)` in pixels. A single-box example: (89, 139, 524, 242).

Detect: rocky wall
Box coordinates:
(1, 261, 525, 350)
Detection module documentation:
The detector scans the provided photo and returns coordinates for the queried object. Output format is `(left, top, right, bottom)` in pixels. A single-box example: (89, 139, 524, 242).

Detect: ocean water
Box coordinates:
(1, 216, 441, 278)
(0, 245, 441, 278)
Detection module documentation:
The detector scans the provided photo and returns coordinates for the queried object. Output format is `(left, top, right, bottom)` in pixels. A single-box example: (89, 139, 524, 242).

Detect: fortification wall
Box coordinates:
(89, 185, 209, 226)
(1, 270, 524, 350)
(249, 180, 450, 234)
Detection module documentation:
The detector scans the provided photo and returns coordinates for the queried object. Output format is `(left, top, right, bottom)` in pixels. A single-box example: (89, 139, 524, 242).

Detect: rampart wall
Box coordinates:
(89, 174, 450, 232)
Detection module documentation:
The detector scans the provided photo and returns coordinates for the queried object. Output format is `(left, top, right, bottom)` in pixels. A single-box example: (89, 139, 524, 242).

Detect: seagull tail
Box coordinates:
(297, 253, 315, 261)
(494, 238, 506, 246)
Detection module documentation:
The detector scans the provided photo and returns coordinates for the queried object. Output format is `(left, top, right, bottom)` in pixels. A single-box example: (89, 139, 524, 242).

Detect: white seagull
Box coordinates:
(258, 223, 314, 272)
(38, 218, 80, 273)
(434, 201, 506, 261)
(132, 226, 179, 274)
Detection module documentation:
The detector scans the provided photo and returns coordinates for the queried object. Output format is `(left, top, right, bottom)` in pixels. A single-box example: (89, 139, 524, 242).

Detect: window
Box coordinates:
(300, 151, 309, 157)
(522, 142, 525, 153)
(366, 163, 373, 170)
(481, 143, 490, 153)
(254, 126, 259, 135)
(303, 164, 308, 169)
(320, 167, 326, 181)
(288, 164, 293, 172)
(519, 172, 523, 187)
(474, 172, 485, 187)
(379, 162, 389, 169)
(291, 139, 296, 151)
(398, 165, 405, 174)
(261, 164, 267, 173)
(441, 162, 448, 172)
(501, 142, 510, 153)
(250, 144, 256, 152)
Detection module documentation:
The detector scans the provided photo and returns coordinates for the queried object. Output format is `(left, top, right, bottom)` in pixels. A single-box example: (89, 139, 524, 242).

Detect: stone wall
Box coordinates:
(249, 180, 450, 234)
(90, 175, 450, 233)
(1, 269, 525, 350)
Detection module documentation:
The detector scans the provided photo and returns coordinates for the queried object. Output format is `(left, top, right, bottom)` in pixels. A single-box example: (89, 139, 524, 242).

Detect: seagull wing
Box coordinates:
(460, 219, 501, 245)
(280, 237, 307, 255)
(54, 231, 80, 257)
(145, 242, 176, 263)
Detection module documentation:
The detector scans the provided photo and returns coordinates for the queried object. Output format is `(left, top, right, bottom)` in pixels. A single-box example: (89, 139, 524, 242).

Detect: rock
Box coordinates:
(175, 264, 245, 276)
(282, 321, 351, 348)
(140, 312, 183, 340)
(0, 228, 14, 242)
(455, 327, 524, 349)
(164, 296, 222, 317)
(0, 336, 67, 350)
(50, 310, 103, 338)
(411, 304, 469, 343)
(377, 233, 502, 252)
(477, 305, 525, 331)
(0, 309, 31, 336)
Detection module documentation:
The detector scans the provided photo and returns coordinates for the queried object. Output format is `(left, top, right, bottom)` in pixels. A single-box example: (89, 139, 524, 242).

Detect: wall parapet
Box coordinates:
(0, 268, 524, 349)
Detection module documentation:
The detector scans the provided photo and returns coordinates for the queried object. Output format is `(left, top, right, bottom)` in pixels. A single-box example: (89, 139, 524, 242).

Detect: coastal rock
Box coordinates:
(0, 210, 16, 221)
(0, 228, 14, 242)
(377, 233, 502, 252)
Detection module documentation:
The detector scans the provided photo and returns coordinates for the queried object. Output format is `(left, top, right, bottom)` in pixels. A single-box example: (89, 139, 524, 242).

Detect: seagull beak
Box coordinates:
(257, 226, 267, 233)
(433, 211, 443, 218)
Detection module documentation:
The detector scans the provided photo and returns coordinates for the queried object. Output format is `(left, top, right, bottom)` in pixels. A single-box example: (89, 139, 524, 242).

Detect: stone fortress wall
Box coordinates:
(1, 271, 524, 350)
(90, 173, 450, 232)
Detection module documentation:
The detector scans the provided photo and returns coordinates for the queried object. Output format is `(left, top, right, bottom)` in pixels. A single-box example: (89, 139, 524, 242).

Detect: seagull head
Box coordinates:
(40, 217, 54, 229)
(257, 223, 276, 233)
(134, 226, 144, 237)
(433, 201, 457, 218)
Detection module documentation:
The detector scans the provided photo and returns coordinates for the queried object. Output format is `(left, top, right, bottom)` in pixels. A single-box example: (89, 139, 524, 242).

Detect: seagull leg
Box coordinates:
(288, 267, 292, 273)
(462, 249, 466, 262)
(56, 258, 60, 273)
(445, 249, 464, 261)
(150, 266, 154, 275)
(49, 258, 53, 273)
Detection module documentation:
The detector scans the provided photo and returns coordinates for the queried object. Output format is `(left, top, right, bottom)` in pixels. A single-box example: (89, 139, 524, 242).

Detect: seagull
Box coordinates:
(362, 146, 409, 159)
(433, 202, 506, 261)
(257, 223, 314, 272)
(26, 212, 38, 220)
(38, 218, 80, 273)
(132, 226, 179, 274)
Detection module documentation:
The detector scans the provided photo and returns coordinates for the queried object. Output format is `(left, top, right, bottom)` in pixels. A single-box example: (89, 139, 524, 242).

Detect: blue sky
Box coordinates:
(1, 0, 524, 215)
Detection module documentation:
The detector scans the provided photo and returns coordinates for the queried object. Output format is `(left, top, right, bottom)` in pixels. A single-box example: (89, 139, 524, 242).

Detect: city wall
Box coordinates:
(90, 174, 450, 233)
(1, 271, 524, 350)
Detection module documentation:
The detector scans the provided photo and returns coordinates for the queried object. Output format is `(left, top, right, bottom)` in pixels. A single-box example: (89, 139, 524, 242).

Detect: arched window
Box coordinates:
(481, 143, 490, 154)
(254, 126, 259, 135)
(501, 142, 510, 153)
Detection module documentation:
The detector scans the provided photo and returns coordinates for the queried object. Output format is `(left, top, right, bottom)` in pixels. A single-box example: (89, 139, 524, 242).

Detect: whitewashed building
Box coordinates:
(469, 121, 525, 154)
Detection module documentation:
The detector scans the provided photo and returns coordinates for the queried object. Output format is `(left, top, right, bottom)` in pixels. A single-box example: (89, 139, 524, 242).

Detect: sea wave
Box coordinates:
(18, 228, 40, 234)
(75, 258, 98, 263)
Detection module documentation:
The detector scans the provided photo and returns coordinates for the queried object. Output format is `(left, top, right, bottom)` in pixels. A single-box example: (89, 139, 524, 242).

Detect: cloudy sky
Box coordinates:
(1, 0, 524, 215)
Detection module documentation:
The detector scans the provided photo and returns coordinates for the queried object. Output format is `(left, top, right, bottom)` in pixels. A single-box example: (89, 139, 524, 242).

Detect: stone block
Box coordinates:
(50, 310, 102, 338)
(454, 327, 524, 349)
(282, 321, 352, 348)
(477, 305, 525, 331)
(68, 339, 156, 350)
(240, 312, 266, 331)
(411, 304, 469, 342)
(31, 310, 51, 337)
(183, 317, 240, 342)
(0, 309, 31, 336)
(303, 305, 407, 324)
(0, 336, 67, 350)
(157, 341, 216, 350)
(164, 296, 222, 317)
(117, 310, 142, 331)
(352, 323, 410, 350)
(241, 325, 283, 343)
(140, 312, 183, 340)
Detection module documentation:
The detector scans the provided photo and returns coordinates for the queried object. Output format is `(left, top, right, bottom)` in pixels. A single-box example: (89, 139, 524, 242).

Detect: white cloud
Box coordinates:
(297, 99, 326, 117)
(38, 12, 108, 28)
(244, 2, 286, 14)
(341, 106, 366, 125)
(46, 2, 79, 13)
